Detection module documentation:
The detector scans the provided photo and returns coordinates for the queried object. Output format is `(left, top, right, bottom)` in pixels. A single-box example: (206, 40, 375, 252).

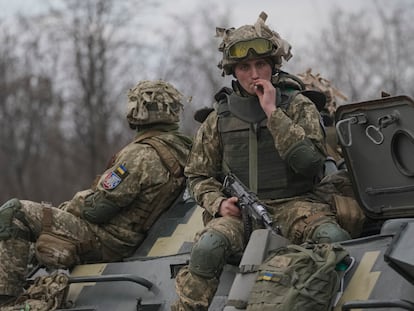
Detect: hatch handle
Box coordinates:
(68, 274, 154, 290)
(342, 299, 414, 310)
(378, 110, 400, 129)
(365, 125, 384, 145)
(336, 114, 368, 147)
(365, 110, 400, 145)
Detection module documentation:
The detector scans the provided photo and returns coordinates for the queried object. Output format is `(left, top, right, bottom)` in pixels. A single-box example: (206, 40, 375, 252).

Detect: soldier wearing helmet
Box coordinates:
(172, 12, 351, 311)
(298, 70, 366, 239)
(0, 80, 192, 307)
(298, 68, 349, 161)
(126, 79, 184, 128)
(297, 68, 348, 123)
(217, 12, 292, 77)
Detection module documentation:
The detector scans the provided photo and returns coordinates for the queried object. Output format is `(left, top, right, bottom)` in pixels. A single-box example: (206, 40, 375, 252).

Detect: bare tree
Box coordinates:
(6, 0, 413, 205)
(0, 0, 160, 204)
(150, 2, 232, 134)
(372, 0, 414, 97)
(0, 18, 64, 203)
(44, 0, 158, 179)
(301, 0, 414, 103)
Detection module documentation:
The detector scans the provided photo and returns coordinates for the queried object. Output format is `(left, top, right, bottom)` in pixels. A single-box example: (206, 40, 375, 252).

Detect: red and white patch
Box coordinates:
(102, 171, 122, 190)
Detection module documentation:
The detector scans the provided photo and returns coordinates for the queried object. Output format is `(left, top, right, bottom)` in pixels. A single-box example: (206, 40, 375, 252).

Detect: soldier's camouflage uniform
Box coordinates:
(297, 68, 349, 162)
(0, 128, 191, 298)
(173, 82, 341, 310)
(172, 12, 350, 311)
(0, 80, 192, 302)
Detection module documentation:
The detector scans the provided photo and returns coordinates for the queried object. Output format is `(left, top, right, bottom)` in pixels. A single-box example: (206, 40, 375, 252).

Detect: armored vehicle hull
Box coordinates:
(27, 95, 414, 311)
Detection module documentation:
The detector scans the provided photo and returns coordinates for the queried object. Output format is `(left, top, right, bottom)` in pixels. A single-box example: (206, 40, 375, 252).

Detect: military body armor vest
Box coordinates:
(217, 89, 315, 200)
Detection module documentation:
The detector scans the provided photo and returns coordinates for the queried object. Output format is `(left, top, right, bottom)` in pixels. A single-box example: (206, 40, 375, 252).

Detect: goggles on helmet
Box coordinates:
(227, 38, 274, 59)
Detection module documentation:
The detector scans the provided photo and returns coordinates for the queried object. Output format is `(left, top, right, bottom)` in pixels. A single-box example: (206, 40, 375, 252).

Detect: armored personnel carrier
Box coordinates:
(27, 95, 414, 311)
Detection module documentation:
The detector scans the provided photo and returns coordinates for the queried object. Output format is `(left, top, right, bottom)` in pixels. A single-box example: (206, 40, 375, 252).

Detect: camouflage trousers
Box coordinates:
(0, 200, 110, 297)
(171, 198, 338, 311)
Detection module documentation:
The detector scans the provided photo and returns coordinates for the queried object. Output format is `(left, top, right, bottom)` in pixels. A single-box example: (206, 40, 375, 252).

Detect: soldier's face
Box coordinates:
(234, 58, 272, 95)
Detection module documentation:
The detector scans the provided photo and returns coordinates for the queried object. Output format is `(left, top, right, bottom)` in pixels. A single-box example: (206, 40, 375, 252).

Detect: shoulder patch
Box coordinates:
(101, 164, 129, 190)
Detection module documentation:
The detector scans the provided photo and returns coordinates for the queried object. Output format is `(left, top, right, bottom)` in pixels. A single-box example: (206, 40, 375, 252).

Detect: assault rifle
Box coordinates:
(222, 172, 281, 237)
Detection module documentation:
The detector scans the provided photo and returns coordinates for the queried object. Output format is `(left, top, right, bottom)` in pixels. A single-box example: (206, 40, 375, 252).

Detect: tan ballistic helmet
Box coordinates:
(126, 80, 183, 128)
(216, 11, 292, 76)
(297, 68, 348, 117)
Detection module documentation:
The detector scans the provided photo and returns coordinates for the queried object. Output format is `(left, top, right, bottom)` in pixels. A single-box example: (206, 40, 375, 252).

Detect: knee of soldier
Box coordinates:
(189, 230, 230, 279)
(35, 233, 80, 268)
(0, 198, 27, 241)
(311, 222, 351, 244)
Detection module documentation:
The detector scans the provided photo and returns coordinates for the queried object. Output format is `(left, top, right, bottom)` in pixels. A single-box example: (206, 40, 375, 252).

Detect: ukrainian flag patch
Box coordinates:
(257, 271, 284, 283)
(102, 164, 129, 190)
(262, 272, 273, 281)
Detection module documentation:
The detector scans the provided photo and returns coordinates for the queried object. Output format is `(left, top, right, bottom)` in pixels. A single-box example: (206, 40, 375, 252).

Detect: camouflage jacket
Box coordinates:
(184, 80, 326, 217)
(62, 127, 192, 256)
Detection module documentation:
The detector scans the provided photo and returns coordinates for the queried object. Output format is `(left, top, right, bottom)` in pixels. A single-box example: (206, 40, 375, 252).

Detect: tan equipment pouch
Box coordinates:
(333, 194, 366, 238)
(35, 232, 79, 268)
(4, 272, 70, 311)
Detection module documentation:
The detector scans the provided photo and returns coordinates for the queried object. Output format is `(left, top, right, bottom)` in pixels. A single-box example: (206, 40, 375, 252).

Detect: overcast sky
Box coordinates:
(164, 0, 369, 41)
(1, 0, 369, 43)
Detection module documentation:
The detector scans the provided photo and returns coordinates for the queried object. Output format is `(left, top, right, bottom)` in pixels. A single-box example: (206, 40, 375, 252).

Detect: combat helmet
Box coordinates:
(126, 80, 184, 129)
(297, 68, 348, 119)
(217, 11, 292, 76)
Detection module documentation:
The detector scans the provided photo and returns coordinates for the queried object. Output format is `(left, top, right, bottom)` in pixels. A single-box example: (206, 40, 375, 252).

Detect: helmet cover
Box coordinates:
(126, 80, 184, 128)
(216, 11, 292, 75)
(297, 68, 348, 116)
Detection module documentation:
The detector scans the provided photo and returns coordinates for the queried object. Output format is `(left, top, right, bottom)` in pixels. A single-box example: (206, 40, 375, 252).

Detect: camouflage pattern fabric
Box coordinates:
(297, 68, 349, 160)
(246, 243, 349, 311)
(0, 272, 69, 311)
(172, 216, 244, 311)
(313, 170, 366, 238)
(172, 200, 337, 311)
(0, 128, 191, 298)
(173, 75, 343, 310)
(297, 68, 348, 117)
(216, 11, 292, 76)
(184, 91, 326, 218)
(126, 80, 185, 127)
(325, 126, 343, 161)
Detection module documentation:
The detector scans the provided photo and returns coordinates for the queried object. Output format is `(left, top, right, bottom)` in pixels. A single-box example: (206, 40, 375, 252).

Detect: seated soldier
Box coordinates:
(297, 69, 366, 239)
(0, 80, 192, 306)
(172, 12, 351, 311)
(297, 68, 348, 162)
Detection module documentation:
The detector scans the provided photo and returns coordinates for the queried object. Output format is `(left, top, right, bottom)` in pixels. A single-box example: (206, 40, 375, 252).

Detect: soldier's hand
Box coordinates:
(254, 79, 277, 117)
(219, 197, 241, 217)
